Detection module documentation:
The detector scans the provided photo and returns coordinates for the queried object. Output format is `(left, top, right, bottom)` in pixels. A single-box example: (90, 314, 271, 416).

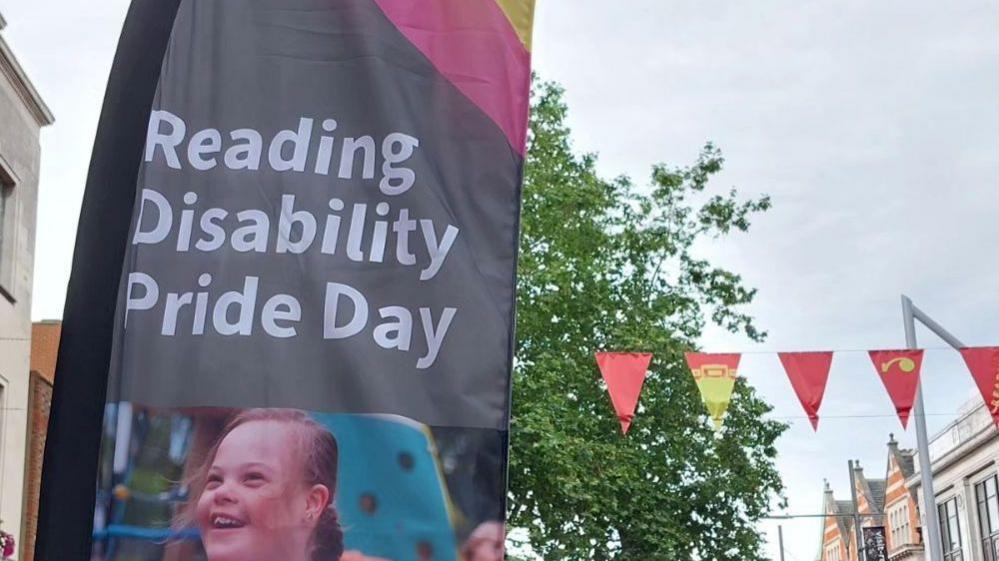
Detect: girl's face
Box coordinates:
(195, 420, 321, 561)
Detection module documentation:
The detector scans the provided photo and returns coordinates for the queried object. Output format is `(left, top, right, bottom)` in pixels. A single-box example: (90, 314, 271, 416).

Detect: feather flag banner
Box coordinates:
(685, 353, 741, 430)
(868, 350, 924, 428)
(778, 352, 834, 430)
(37, 1, 538, 560)
(595, 352, 653, 434)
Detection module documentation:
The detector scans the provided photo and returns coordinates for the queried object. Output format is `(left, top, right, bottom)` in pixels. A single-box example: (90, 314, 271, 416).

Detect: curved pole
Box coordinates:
(902, 295, 961, 561)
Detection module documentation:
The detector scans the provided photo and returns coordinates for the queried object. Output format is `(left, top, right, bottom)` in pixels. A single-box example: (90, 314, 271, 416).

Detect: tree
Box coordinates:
(508, 81, 786, 560)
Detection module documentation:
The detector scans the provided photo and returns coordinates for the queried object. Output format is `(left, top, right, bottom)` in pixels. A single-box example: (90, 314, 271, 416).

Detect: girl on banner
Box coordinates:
(181, 408, 504, 561)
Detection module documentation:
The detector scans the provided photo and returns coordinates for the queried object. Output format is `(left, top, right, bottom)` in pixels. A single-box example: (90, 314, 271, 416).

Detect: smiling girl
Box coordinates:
(178, 408, 499, 561)
(182, 408, 369, 561)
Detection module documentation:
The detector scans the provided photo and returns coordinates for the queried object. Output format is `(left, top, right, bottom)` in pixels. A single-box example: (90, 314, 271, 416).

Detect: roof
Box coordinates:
(835, 500, 855, 515)
(0, 11, 7, 31)
(896, 450, 915, 478)
(834, 500, 856, 539)
(867, 479, 887, 512)
(823, 490, 856, 551)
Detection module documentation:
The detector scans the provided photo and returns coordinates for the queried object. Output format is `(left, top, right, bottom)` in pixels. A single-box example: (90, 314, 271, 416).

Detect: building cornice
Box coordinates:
(907, 425, 998, 491)
(0, 35, 54, 127)
(888, 544, 924, 561)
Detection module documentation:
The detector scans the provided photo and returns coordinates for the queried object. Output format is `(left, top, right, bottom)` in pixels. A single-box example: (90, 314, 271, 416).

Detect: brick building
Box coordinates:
(818, 396, 999, 561)
(820, 482, 860, 561)
(884, 435, 923, 559)
(24, 320, 60, 561)
(819, 436, 924, 561)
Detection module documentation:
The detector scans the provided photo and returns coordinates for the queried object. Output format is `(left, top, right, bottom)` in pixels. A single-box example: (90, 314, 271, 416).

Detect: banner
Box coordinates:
(595, 352, 652, 434)
(959, 347, 999, 427)
(38, 1, 535, 561)
(868, 350, 924, 429)
(684, 353, 741, 430)
(863, 526, 889, 561)
(778, 352, 833, 430)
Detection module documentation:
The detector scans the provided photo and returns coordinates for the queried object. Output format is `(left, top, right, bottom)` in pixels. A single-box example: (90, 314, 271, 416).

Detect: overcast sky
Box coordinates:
(4, 1, 999, 559)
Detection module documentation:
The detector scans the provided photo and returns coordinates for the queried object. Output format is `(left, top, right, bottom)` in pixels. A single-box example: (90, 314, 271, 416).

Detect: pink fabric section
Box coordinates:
(371, 0, 532, 155)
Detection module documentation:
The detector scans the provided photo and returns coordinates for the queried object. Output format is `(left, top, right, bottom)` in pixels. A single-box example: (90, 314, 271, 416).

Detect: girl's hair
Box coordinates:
(178, 408, 344, 561)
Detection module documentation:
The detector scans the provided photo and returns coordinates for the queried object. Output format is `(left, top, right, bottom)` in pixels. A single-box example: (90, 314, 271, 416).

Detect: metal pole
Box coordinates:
(902, 295, 952, 561)
(778, 525, 786, 561)
(848, 460, 867, 561)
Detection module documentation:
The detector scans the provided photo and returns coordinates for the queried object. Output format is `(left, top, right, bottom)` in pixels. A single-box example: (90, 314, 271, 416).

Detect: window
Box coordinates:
(0, 174, 9, 253)
(0, 181, 7, 249)
(977, 475, 999, 561)
(0, 162, 14, 301)
(825, 541, 842, 561)
(939, 497, 964, 561)
(890, 502, 911, 548)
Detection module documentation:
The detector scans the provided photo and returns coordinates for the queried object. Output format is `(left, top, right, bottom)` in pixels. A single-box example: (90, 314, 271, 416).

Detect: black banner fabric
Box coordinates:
(863, 526, 890, 561)
(38, 1, 535, 560)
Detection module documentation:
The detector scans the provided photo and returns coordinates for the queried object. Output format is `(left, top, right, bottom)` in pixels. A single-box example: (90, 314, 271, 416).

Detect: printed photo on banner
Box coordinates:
(92, 405, 506, 561)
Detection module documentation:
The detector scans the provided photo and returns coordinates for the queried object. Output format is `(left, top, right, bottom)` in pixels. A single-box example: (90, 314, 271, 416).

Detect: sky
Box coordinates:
(4, 0, 999, 559)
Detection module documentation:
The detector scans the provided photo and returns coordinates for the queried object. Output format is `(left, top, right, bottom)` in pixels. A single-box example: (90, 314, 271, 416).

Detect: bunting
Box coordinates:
(868, 350, 924, 428)
(684, 353, 741, 430)
(595, 352, 653, 435)
(592, 347, 999, 436)
(959, 347, 999, 427)
(778, 352, 833, 431)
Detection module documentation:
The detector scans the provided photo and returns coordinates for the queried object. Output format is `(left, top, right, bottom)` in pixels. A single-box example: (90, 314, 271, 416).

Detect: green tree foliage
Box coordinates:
(508, 81, 786, 560)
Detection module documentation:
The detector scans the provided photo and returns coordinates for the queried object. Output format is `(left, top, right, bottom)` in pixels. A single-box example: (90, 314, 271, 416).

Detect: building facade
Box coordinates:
(819, 437, 924, 561)
(909, 400, 999, 561)
(0, 9, 53, 555)
(819, 399, 999, 561)
(821, 481, 860, 561)
(884, 436, 923, 560)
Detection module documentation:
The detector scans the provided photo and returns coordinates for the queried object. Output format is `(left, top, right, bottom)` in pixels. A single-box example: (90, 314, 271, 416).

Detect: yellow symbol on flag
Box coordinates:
(691, 364, 738, 430)
(881, 357, 916, 374)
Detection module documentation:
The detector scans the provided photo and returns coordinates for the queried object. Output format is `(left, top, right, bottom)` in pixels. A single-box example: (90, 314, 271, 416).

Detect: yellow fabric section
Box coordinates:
(696, 377, 737, 430)
(690, 363, 738, 430)
(495, 0, 536, 51)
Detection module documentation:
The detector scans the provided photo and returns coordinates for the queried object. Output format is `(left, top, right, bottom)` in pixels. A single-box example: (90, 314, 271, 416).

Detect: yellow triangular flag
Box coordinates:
(684, 353, 741, 430)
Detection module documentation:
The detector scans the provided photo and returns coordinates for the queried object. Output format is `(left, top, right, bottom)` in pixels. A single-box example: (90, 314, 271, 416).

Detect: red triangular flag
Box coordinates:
(595, 352, 653, 435)
(778, 352, 833, 431)
(868, 350, 924, 429)
(959, 347, 999, 428)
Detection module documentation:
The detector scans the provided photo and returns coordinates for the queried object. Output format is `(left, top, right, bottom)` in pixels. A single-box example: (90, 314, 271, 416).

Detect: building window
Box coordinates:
(939, 497, 964, 561)
(890, 502, 911, 548)
(0, 164, 14, 301)
(977, 475, 999, 561)
(825, 542, 842, 561)
(0, 181, 7, 249)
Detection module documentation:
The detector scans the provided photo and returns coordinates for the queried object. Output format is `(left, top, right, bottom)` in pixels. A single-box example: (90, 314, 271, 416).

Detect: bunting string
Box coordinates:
(595, 346, 999, 434)
(683, 345, 980, 355)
